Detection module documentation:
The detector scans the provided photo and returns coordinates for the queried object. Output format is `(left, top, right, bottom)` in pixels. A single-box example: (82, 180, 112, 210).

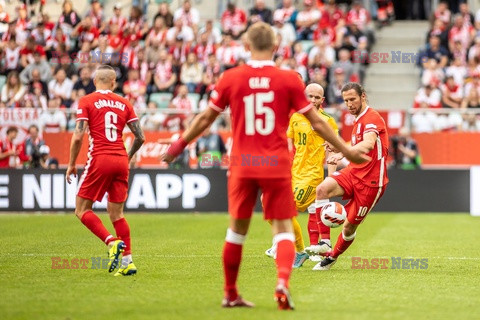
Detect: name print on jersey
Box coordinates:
(93, 99, 126, 111)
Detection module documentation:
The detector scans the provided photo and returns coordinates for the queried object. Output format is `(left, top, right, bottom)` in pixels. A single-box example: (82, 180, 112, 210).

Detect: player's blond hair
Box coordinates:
(246, 22, 276, 52)
(94, 65, 116, 84)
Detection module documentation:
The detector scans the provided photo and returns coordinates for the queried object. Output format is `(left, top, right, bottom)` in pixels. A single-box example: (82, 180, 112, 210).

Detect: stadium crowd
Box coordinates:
(413, 1, 480, 133)
(0, 0, 384, 133)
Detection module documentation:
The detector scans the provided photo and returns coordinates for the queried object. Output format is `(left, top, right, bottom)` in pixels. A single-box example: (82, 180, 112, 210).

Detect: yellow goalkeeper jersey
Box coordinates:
(287, 109, 338, 184)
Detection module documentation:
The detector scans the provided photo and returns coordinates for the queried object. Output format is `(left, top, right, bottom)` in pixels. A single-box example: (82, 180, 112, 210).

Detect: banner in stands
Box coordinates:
(0, 109, 41, 143)
(43, 131, 233, 168)
(0, 168, 472, 213)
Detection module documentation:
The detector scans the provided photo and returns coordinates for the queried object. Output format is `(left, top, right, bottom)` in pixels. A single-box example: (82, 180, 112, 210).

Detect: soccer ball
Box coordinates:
(321, 202, 347, 228)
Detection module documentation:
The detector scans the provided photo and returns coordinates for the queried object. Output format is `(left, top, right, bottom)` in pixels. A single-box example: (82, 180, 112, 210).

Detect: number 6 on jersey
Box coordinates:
(105, 111, 118, 142)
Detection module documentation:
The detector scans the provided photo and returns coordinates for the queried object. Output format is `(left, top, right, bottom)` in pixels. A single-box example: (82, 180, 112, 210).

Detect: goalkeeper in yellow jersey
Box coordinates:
(265, 83, 338, 268)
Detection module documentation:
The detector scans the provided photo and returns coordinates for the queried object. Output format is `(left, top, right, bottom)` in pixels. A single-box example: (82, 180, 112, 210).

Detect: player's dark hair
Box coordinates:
(341, 82, 366, 97)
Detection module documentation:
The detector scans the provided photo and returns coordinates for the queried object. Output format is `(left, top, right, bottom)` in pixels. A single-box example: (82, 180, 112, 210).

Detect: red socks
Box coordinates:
(332, 232, 356, 258)
(223, 229, 245, 300)
(274, 233, 295, 288)
(80, 210, 113, 244)
(113, 218, 131, 255)
(308, 214, 319, 245)
(223, 241, 242, 300)
(315, 206, 331, 241)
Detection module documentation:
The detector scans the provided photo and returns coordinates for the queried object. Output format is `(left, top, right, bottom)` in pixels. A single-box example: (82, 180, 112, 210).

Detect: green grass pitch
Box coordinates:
(1, 213, 479, 320)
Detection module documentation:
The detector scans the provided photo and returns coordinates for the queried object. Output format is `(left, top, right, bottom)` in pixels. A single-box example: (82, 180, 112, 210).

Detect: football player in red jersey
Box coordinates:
(306, 82, 389, 271)
(163, 22, 369, 310)
(66, 65, 145, 276)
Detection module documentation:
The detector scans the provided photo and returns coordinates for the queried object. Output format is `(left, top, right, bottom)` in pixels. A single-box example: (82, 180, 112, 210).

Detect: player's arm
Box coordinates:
(287, 138, 294, 153)
(162, 107, 220, 163)
(66, 120, 88, 184)
(325, 148, 338, 176)
(353, 131, 377, 153)
(303, 108, 370, 164)
(126, 120, 146, 162)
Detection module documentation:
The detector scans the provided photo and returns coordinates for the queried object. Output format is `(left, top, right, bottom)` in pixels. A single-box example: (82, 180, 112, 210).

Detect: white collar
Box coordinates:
(247, 60, 275, 68)
(96, 90, 112, 94)
(355, 106, 369, 121)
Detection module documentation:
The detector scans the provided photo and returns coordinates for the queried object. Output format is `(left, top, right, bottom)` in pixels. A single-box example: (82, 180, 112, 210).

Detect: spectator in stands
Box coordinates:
(54, 53, 77, 82)
(196, 126, 226, 169)
(181, 52, 203, 93)
(248, 0, 273, 27)
(27, 68, 48, 95)
(319, 0, 344, 30)
(308, 38, 335, 68)
(272, 10, 296, 49)
(72, 67, 94, 101)
(295, 0, 320, 40)
(39, 99, 67, 133)
(3, 37, 21, 73)
(421, 58, 444, 88)
(108, 3, 127, 32)
(411, 109, 439, 133)
(45, 28, 71, 57)
(174, 0, 200, 35)
(22, 124, 45, 168)
(221, 2, 247, 40)
(48, 68, 73, 108)
(31, 22, 50, 47)
(27, 81, 48, 109)
(14, 4, 32, 42)
(273, 0, 298, 26)
(201, 53, 221, 96)
(167, 16, 194, 46)
(140, 101, 166, 131)
(441, 75, 463, 108)
(329, 48, 356, 83)
(1, 70, 26, 108)
(0, 126, 27, 168)
(198, 19, 221, 45)
(461, 72, 480, 109)
(19, 36, 46, 69)
(153, 2, 174, 28)
(432, 1, 451, 26)
(462, 112, 480, 131)
(146, 16, 168, 48)
(346, 0, 374, 45)
(153, 48, 177, 93)
(127, 6, 149, 37)
(327, 67, 347, 109)
(418, 35, 449, 69)
(194, 31, 217, 65)
(458, 2, 474, 27)
(426, 19, 448, 49)
(413, 84, 442, 109)
(164, 84, 194, 130)
(448, 13, 475, 54)
(86, 0, 105, 32)
(216, 31, 239, 70)
(19, 51, 51, 84)
(71, 16, 100, 51)
(391, 127, 421, 170)
(57, 0, 81, 37)
(446, 56, 467, 86)
(123, 69, 147, 110)
(38, 145, 58, 169)
(0, 0, 9, 35)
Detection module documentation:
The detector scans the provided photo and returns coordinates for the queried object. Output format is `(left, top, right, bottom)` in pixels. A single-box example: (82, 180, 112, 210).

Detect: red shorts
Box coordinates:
(331, 166, 386, 225)
(77, 154, 129, 203)
(228, 174, 297, 220)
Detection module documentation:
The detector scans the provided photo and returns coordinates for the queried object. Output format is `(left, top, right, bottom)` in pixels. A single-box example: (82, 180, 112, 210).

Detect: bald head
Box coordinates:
(305, 83, 324, 109)
(94, 65, 116, 90)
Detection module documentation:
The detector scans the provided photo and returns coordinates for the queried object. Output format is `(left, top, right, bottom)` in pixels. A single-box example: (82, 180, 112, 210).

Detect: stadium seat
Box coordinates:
(300, 40, 314, 53)
(149, 92, 173, 109)
(187, 93, 201, 112)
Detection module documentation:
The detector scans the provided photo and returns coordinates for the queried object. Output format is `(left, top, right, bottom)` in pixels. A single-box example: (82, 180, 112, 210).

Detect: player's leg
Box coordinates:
(75, 196, 116, 245)
(222, 176, 256, 308)
(262, 177, 297, 310)
(108, 201, 136, 276)
(305, 177, 345, 256)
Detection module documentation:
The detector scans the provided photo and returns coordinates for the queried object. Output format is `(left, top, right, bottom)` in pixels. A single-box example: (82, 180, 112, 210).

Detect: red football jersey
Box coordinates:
(349, 106, 389, 187)
(76, 90, 138, 157)
(209, 60, 312, 178)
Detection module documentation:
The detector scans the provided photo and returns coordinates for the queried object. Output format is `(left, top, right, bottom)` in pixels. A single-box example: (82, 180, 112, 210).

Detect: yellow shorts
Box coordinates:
(292, 179, 322, 212)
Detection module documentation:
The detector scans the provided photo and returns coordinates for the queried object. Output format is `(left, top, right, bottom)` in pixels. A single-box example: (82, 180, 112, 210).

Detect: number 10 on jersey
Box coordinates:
(244, 92, 275, 136)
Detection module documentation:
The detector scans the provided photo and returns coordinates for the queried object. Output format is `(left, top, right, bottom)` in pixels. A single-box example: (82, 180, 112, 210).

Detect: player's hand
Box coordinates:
(323, 142, 338, 153)
(326, 153, 344, 165)
(344, 145, 371, 164)
(66, 165, 77, 184)
(161, 153, 175, 163)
